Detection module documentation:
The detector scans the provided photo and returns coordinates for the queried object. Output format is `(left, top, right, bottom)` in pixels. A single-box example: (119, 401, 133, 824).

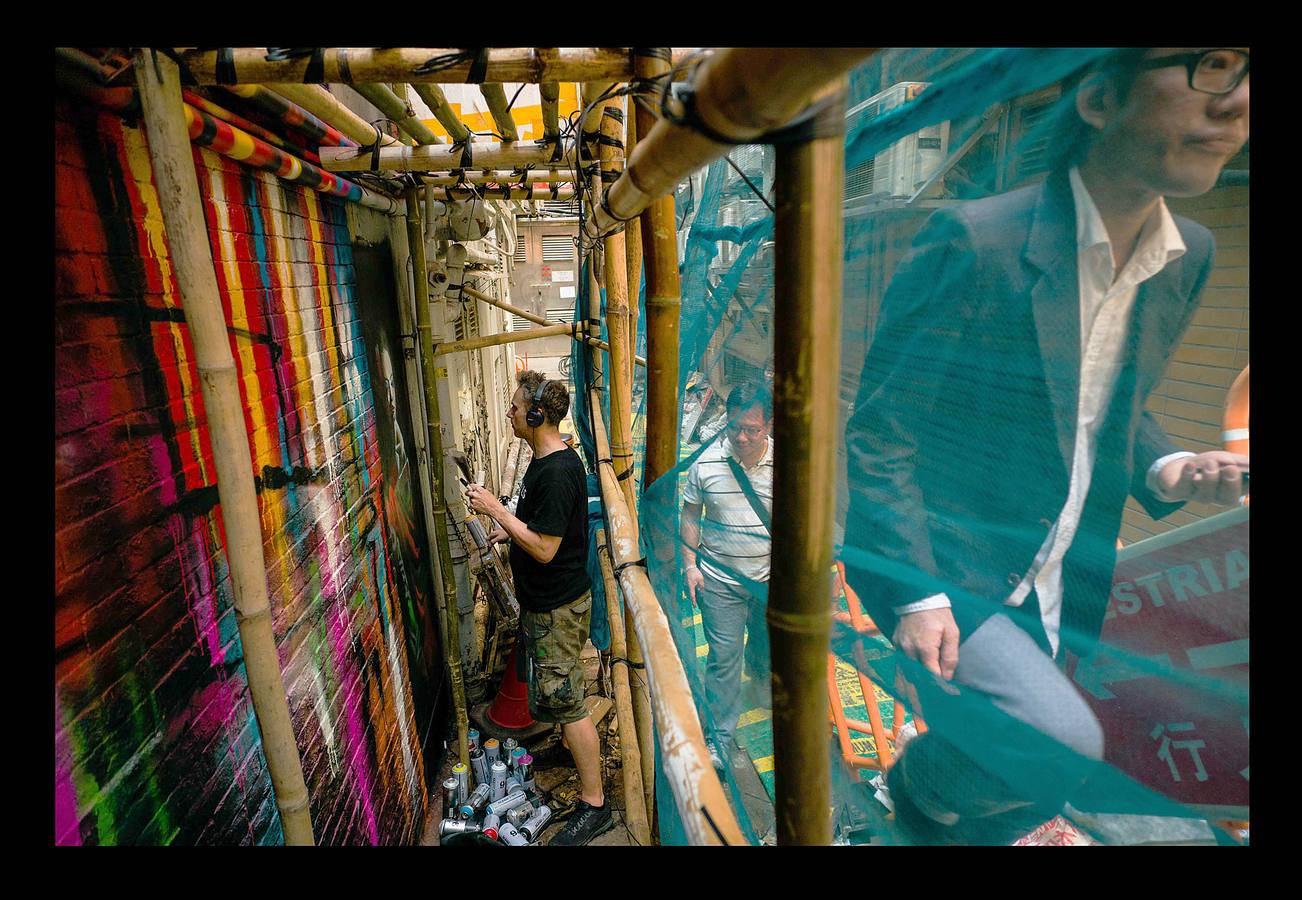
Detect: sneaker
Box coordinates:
(705, 739, 727, 773)
(548, 800, 614, 846)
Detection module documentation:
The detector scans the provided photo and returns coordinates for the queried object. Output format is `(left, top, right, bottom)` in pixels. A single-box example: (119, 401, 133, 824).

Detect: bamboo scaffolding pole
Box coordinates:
(479, 83, 520, 142)
(580, 82, 617, 159)
(590, 389, 745, 845)
(219, 83, 357, 147)
(540, 81, 561, 143)
(320, 139, 569, 173)
(768, 80, 847, 847)
(265, 83, 404, 150)
(460, 285, 645, 366)
(177, 47, 693, 86)
(587, 250, 604, 385)
(352, 82, 444, 145)
(424, 185, 575, 202)
(585, 48, 875, 240)
(408, 192, 472, 768)
(134, 50, 315, 846)
(432, 322, 575, 356)
(595, 525, 652, 845)
(184, 89, 313, 161)
(420, 169, 577, 187)
(410, 83, 472, 143)
(599, 101, 636, 537)
(55, 59, 398, 215)
(634, 49, 683, 489)
(598, 97, 656, 827)
(623, 107, 643, 395)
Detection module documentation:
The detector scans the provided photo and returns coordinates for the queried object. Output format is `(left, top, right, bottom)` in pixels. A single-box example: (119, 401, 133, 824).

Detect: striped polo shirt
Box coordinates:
(683, 436, 773, 586)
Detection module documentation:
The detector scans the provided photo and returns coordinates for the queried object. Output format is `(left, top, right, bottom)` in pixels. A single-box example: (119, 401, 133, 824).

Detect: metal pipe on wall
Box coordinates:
(134, 49, 315, 845)
(408, 191, 473, 768)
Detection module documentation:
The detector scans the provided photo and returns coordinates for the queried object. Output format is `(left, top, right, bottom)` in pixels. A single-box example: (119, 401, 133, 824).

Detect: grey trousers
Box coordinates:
(901, 612, 1104, 822)
(698, 569, 769, 748)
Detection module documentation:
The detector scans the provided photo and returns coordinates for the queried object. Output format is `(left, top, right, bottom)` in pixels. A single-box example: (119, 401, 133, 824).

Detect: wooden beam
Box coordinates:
(479, 83, 520, 142)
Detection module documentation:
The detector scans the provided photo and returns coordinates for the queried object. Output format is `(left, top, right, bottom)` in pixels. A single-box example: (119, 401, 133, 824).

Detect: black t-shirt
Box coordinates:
(509, 447, 591, 612)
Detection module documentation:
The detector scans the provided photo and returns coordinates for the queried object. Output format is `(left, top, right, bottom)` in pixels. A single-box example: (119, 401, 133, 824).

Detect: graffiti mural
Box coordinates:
(55, 100, 439, 845)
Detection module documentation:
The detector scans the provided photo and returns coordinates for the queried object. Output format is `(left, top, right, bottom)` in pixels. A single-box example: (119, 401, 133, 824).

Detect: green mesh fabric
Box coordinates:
(585, 48, 1249, 845)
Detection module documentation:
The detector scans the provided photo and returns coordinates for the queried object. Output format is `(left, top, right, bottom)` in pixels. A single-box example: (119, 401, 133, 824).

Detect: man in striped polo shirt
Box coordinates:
(681, 381, 774, 772)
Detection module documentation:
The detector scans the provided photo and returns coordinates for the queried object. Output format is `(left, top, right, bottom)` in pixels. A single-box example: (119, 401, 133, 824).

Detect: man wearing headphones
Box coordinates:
(465, 370, 609, 845)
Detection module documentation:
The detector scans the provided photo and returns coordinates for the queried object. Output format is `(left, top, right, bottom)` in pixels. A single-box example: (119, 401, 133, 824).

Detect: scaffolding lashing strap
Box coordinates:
(633, 47, 674, 62)
(454, 139, 474, 169)
(762, 89, 848, 144)
(303, 48, 326, 84)
(613, 557, 648, 578)
(337, 47, 353, 84)
(615, 465, 635, 482)
(215, 48, 236, 85)
(611, 656, 647, 670)
(467, 48, 490, 84)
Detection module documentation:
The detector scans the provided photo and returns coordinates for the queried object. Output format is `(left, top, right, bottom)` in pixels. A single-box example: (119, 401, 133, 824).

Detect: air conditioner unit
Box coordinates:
(845, 82, 950, 204)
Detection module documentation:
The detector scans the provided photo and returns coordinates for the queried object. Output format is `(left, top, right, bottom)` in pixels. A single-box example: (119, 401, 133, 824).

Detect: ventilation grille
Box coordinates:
(546, 306, 575, 326)
(510, 314, 534, 332)
(513, 238, 528, 263)
(542, 234, 574, 262)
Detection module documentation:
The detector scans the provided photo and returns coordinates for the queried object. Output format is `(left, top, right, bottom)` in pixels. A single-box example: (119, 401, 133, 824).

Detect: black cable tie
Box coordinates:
(337, 47, 353, 84)
(613, 557, 648, 578)
(597, 456, 613, 467)
(763, 89, 848, 144)
(633, 47, 673, 62)
(215, 48, 236, 85)
(603, 105, 624, 125)
(453, 139, 474, 169)
(466, 48, 490, 84)
(600, 187, 636, 227)
(667, 84, 749, 146)
(303, 48, 326, 84)
(610, 657, 647, 670)
(551, 183, 560, 201)
(615, 466, 635, 482)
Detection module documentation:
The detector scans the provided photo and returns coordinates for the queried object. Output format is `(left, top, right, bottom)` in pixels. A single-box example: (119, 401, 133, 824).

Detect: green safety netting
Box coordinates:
(576, 47, 1249, 845)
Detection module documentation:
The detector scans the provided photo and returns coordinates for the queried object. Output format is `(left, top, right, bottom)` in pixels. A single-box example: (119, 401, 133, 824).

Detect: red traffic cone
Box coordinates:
(471, 644, 553, 741)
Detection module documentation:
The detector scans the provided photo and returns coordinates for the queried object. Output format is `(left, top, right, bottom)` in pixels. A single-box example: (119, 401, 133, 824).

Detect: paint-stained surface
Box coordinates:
(54, 99, 440, 845)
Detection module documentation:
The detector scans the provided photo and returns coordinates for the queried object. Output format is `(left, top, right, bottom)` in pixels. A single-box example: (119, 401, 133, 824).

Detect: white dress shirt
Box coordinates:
(894, 168, 1192, 656)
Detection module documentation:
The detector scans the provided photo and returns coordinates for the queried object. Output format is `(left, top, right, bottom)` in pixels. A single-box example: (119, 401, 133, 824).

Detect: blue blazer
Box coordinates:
(842, 172, 1215, 657)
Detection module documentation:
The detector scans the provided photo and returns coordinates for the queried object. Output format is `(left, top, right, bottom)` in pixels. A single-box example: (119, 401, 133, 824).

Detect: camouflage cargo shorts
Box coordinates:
(518, 591, 593, 725)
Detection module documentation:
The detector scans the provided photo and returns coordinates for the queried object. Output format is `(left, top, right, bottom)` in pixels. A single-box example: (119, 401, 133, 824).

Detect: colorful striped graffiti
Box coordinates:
(54, 99, 440, 845)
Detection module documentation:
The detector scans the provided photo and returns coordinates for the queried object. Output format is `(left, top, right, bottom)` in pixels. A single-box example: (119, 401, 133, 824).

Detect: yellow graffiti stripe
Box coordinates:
(257, 175, 321, 465)
(202, 160, 277, 471)
(121, 126, 210, 485)
(300, 190, 345, 453)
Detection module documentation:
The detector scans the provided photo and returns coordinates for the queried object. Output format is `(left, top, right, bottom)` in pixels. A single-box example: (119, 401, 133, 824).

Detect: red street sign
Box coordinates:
(540, 265, 552, 280)
(1072, 506, 1249, 816)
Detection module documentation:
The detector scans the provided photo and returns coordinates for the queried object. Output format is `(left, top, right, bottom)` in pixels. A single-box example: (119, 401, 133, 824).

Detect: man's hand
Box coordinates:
(685, 564, 705, 606)
(1158, 451, 1249, 505)
(465, 483, 506, 520)
(892, 607, 961, 681)
(488, 524, 508, 544)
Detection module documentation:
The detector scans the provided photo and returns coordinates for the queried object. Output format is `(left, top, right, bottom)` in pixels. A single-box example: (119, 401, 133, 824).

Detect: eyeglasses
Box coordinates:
(726, 422, 768, 440)
(1137, 48, 1249, 95)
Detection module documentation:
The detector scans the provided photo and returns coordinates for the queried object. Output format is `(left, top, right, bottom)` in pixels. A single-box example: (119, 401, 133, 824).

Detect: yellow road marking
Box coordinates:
(738, 708, 771, 728)
(754, 755, 774, 774)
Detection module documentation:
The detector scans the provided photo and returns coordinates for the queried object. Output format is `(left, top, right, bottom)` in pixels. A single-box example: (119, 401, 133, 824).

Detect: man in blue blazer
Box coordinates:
(842, 48, 1250, 843)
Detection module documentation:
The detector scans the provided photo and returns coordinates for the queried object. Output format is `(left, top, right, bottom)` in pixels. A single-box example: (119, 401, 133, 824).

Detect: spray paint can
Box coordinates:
(499, 822, 529, 846)
(467, 728, 480, 754)
(460, 782, 492, 819)
(487, 787, 528, 817)
(503, 738, 519, 767)
(439, 818, 482, 839)
(469, 748, 488, 787)
(520, 805, 553, 843)
(490, 760, 509, 801)
(483, 738, 501, 767)
(506, 801, 533, 828)
(442, 776, 461, 819)
(452, 762, 470, 803)
(482, 812, 502, 841)
(510, 746, 527, 774)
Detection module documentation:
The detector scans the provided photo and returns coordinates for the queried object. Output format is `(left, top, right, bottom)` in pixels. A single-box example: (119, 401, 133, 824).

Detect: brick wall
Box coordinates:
(55, 99, 440, 845)
(1120, 183, 1250, 544)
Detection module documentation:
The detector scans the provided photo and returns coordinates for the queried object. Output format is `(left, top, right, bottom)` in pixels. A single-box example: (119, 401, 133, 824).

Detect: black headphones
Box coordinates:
(525, 380, 551, 428)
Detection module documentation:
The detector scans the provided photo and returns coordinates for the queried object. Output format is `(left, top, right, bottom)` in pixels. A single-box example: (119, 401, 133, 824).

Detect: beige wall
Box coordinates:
(1120, 183, 1249, 544)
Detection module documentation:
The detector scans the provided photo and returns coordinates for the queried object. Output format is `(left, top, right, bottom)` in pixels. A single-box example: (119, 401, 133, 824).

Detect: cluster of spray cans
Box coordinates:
(439, 729, 552, 845)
